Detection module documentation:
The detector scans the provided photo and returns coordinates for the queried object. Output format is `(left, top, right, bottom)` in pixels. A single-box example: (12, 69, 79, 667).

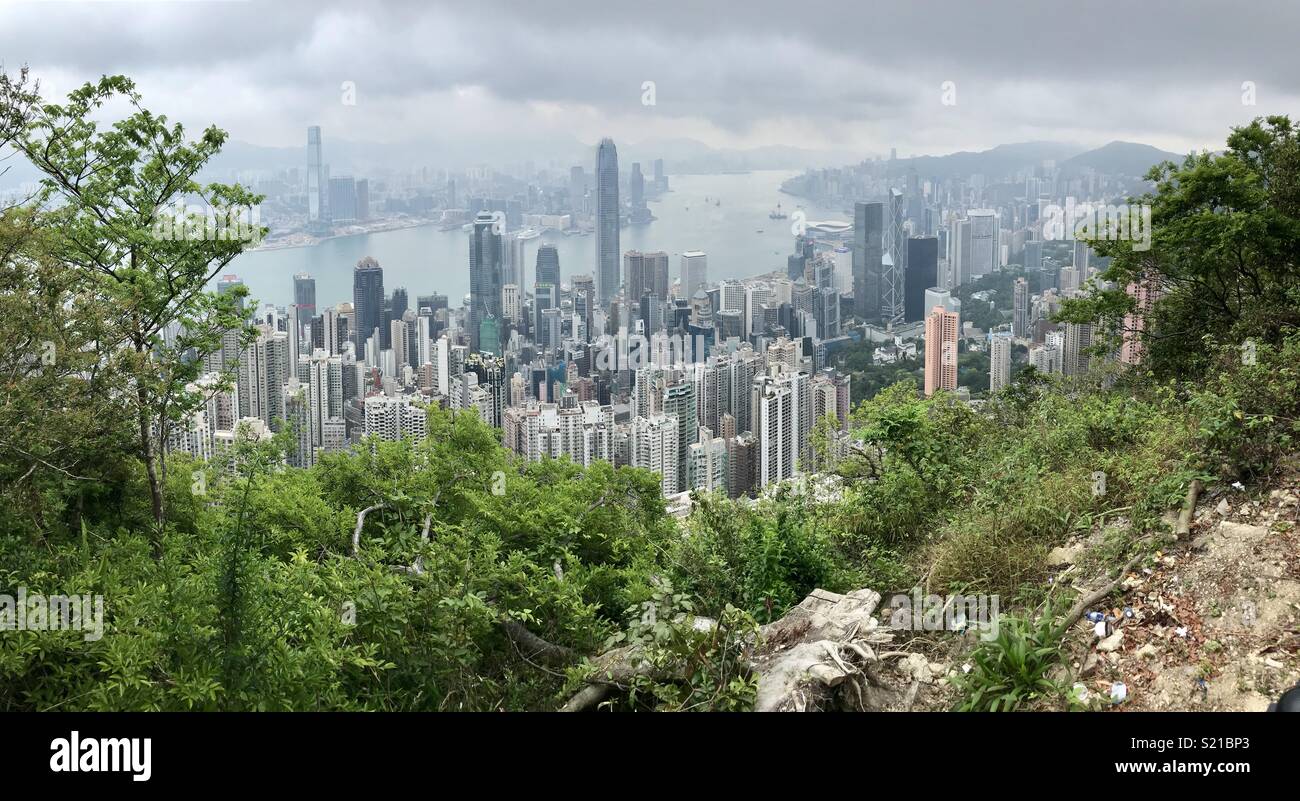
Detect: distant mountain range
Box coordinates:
(879, 140, 1187, 180)
(0, 135, 1191, 190)
(1059, 141, 1186, 177)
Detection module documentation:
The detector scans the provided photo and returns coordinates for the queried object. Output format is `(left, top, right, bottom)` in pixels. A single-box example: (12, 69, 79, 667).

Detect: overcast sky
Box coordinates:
(2, 0, 1297, 161)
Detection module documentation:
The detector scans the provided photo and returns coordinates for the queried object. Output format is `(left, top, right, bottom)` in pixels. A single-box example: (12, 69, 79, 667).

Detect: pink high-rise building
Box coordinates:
(1120, 273, 1162, 366)
(924, 305, 960, 397)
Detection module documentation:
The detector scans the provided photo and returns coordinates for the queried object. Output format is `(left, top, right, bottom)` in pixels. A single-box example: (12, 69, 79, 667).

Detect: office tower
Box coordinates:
(752, 371, 799, 488)
(681, 251, 707, 298)
(1074, 239, 1091, 279)
(624, 250, 649, 303)
(814, 288, 841, 340)
(571, 274, 595, 341)
(904, 236, 939, 323)
(533, 282, 558, 349)
(390, 316, 412, 375)
(923, 306, 960, 397)
(535, 244, 560, 287)
(306, 126, 324, 226)
(328, 175, 357, 223)
(687, 429, 729, 493)
(389, 287, 409, 326)
(968, 209, 998, 279)
(540, 308, 562, 353)
(882, 190, 907, 325)
(808, 253, 834, 292)
(469, 211, 503, 353)
(646, 251, 670, 301)
(351, 257, 385, 355)
(744, 284, 772, 336)
(949, 217, 972, 288)
(355, 179, 369, 221)
(853, 201, 883, 320)
(595, 138, 620, 306)
(321, 306, 342, 356)
(1062, 321, 1093, 376)
(1012, 277, 1029, 338)
(501, 283, 521, 323)
(990, 332, 1012, 392)
(293, 273, 316, 319)
(630, 413, 679, 497)
(663, 378, 697, 494)
(503, 234, 524, 289)
(1024, 239, 1042, 273)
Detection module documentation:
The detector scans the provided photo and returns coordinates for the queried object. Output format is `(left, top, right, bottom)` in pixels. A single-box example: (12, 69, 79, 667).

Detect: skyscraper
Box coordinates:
(968, 209, 998, 279)
(752, 371, 800, 488)
(624, 250, 649, 304)
(595, 138, 620, 307)
(904, 236, 938, 323)
(883, 190, 907, 325)
(681, 251, 707, 298)
(307, 126, 324, 227)
(1012, 277, 1029, 338)
(630, 413, 679, 497)
(1062, 321, 1093, 376)
(293, 273, 316, 319)
(469, 211, 503, 353)
(852, 201, 883, 321)
(990, 332, 1012, 392)
(352, 257, 385, 356)
(924, 305, 960, 397)
(328, 175, 357, 223)
(535, 244, 560, 287)
(663, 378, 697, 494)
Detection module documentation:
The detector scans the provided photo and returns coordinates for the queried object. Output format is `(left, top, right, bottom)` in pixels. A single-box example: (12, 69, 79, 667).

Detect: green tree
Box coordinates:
(4, 73, 264, 553)
(1059, 116, 1300, 378)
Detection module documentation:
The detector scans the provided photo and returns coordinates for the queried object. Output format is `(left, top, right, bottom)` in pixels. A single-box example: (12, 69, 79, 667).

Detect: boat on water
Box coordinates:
(515, 228, 542, 240)
(769, 203, 788, 220)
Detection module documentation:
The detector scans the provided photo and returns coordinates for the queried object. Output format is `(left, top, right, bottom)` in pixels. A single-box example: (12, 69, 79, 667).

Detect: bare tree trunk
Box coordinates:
(138, 381, 164, 559)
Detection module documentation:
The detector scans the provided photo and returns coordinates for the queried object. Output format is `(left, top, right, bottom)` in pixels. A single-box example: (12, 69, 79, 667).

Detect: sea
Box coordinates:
(225, 170, 849, 309)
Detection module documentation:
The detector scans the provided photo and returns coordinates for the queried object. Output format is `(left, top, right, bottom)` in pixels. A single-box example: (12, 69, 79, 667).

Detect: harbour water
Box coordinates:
(226, 170, 848, 309)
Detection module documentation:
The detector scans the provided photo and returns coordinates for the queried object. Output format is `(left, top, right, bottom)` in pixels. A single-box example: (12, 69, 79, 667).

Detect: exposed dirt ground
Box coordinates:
(1061, 472, 1300, 711)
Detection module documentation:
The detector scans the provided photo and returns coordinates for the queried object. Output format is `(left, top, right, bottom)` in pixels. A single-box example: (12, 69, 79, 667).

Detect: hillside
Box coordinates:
(1060, 140, 1187, 177)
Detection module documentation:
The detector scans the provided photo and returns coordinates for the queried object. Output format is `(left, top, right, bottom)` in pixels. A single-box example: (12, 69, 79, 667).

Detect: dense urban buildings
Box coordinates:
(178, 128, 1150, 506)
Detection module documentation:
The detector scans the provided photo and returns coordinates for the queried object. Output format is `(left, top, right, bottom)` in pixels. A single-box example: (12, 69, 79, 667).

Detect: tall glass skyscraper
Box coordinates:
(852, 201, 883, 322)
(352, 257, 385, 355)
(469, 211, 503, 353)
(595, 138, 620, 308)
(535, 244, 560, 287)
(293, 273, 316, 318)
(307, 126, 325, 228)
